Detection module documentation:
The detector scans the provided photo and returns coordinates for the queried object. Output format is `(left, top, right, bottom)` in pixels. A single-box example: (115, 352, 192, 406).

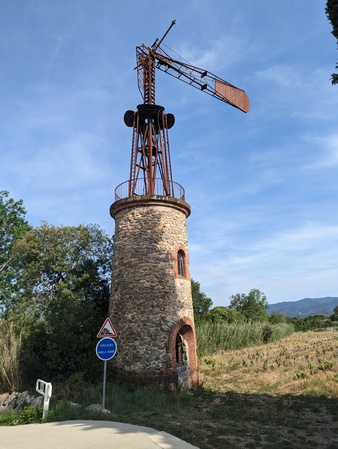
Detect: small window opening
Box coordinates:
(177, 249, 185, 277)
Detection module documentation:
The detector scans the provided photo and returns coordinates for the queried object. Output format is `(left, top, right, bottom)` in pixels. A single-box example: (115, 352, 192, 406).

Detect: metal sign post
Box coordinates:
(102, 360, 107, 410)
(36, 379, 52, 419)
(96, 337, 117, 410)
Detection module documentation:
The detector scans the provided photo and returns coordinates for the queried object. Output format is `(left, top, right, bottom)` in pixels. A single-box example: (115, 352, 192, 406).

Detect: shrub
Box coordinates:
(0, 407, 42, 425)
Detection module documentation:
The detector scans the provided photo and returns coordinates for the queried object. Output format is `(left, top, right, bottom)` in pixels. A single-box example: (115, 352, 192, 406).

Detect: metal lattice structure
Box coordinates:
(123, 20, 250, 198)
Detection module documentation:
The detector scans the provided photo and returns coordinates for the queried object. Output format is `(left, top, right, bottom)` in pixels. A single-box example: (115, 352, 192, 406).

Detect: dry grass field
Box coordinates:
(200, 330, 338, 398)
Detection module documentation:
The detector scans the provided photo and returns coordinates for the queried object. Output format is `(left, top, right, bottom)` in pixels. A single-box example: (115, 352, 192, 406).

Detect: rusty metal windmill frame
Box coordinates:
(123, 20, 250, 199)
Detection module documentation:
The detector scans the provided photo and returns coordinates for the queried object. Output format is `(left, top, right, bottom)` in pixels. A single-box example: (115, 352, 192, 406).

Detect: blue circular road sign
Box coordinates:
(96, 337, 117, 361)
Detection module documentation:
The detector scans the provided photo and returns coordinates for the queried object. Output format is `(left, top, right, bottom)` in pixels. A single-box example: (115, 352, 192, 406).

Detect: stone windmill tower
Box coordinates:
(109, 21, 249, 389)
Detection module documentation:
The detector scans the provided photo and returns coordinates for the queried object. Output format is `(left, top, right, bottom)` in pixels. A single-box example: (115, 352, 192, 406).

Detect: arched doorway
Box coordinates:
(167, 318, 199, 389)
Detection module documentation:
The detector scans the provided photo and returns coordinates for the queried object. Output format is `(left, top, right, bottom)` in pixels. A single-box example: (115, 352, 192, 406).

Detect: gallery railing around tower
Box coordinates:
(114, 178, 185, 202)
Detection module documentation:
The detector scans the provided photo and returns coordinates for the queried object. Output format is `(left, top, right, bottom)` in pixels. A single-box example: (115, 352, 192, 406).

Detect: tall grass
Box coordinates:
(196, 321, 294, 356)
(0, 319, 22, 391)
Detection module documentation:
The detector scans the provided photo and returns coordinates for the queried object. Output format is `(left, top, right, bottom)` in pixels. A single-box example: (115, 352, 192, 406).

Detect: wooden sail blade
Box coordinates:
(215, 80, 250, 113)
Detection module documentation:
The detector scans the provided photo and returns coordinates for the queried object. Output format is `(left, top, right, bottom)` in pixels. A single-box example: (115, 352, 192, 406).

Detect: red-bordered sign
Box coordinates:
(97, 317, 117, 338)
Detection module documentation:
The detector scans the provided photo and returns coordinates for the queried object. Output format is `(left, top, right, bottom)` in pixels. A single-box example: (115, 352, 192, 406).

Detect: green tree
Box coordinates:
(330, 305, 338, 321)
(12, 222, 113, 381)
(208, 306, 244, 324)
(191, 279, 212, 323)
(0, 191, 31, 316)
(13, 222, 112, 317)
(269, 312, 289, 324)
(326, 0, 338, 84)
(229, 288, 269, 322)
(290, 315, 331, 332)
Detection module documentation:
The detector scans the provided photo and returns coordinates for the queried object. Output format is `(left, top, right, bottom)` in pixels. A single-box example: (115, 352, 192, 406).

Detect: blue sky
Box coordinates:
(1, 1, 338, 306)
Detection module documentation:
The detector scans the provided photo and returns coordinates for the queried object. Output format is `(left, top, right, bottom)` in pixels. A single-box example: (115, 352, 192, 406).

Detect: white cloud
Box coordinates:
(256, 65, 302, 88)
(304, 133, 338, 169)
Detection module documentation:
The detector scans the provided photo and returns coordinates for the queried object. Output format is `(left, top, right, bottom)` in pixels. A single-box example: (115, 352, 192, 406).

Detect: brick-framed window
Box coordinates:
(171, 246, 189, 279)
(177, 249, 185, 277)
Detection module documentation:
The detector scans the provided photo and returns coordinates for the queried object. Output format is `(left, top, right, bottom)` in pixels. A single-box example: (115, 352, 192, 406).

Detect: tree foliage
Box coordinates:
(0, 191, 31, 315)
(289, 315, 332, 332)
(191, 279, 212, 322)
(208, 306, 244, 324)
(11, 222, 112, 318)
(1, 213, 113, 383)
(16, 222, 113, 381)
(229, 288, 269, 322)
(269, 312, 289, 324)
(330, 305, 338, 321)
(326, 0, 338, 84)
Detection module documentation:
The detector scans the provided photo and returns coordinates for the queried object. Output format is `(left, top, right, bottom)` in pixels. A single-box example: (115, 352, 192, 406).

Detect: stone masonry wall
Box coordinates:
(109, 197, 196, 384)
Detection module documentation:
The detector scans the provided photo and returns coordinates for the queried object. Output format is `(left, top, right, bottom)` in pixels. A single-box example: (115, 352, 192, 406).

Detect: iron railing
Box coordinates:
(114, 178, 185, 202)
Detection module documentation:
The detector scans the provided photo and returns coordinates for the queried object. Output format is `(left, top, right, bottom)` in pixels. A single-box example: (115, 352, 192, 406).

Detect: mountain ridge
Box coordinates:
(268, 296, 338, 318)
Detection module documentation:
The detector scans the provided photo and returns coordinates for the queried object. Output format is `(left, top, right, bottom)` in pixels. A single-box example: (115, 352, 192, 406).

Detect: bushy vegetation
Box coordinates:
(0, 406, 42, 425)
(196, 321, 294, 356)
(289, 315, 335, 332)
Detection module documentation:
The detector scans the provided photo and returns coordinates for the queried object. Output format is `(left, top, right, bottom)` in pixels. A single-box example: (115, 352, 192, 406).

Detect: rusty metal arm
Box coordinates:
(152, 49, 250, 113)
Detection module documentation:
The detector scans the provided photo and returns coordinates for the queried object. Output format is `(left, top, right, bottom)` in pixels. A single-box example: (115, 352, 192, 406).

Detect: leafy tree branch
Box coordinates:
(326, 0, 338, 84)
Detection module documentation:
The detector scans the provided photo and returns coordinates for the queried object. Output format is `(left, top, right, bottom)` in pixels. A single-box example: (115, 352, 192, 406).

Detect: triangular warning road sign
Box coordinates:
(97, 317, 117, 338)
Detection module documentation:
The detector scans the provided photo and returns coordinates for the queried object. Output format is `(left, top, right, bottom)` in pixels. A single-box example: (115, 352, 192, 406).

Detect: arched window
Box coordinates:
(176, 333, 184, 365)
(177, 249, 185, 277)
(176, 333, 188, 366)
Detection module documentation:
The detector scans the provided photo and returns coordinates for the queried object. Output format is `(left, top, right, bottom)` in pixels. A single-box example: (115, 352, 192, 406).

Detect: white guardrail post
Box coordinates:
(36, 379, 52, 419)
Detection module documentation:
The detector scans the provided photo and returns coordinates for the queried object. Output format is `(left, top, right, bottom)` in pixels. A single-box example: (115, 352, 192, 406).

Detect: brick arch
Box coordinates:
(170, 244, 190, 279)
(167, 317, 199, 389)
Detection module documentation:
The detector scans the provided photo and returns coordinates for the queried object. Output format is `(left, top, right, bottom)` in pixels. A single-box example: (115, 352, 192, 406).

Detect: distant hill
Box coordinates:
(268, 297, 338, 318)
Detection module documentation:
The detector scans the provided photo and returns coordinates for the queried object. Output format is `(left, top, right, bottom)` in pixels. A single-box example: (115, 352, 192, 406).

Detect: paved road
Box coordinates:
(1, 420, 200, 449)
